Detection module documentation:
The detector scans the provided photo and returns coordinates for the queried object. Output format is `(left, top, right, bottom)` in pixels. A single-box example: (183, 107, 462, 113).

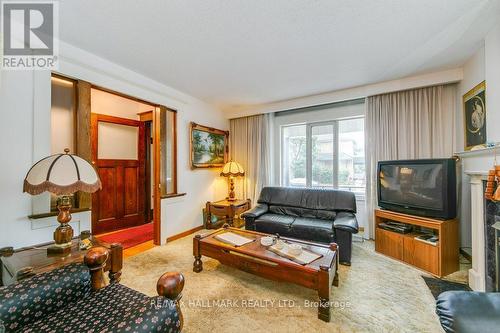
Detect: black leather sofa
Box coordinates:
(436, 291, 500, 333)
(241, 187, 359, 265)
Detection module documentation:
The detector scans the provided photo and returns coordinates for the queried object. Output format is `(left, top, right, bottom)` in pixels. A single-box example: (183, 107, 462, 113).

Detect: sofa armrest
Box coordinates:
(241, 204, 268, 219)
(333, 212, 359, 234)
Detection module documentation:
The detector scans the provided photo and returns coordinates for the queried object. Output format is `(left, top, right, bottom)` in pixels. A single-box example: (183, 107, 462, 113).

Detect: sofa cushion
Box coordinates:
(21, 283, 181, 333)
(254, 213, 295, 235)
(258, 187, 356, 213)
(436, 291, 500, 333)
(0, 263, 91, 331)
(268, 205, 337, 220)
(289, 217, 334, 243)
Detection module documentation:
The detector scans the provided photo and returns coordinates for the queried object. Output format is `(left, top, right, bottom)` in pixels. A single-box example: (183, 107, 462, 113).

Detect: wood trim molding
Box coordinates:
(161, 193, 186, 199)
(29, 208, 91, 220)
(138, 110, 153, 122)
(92, 113, 143, 127)
(76, 80, 92, 209)
(166, 225, 204, 243)
(153, 107, 162, 245)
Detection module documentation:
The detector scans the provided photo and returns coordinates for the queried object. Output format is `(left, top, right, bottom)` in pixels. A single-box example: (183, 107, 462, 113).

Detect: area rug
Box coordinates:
(422, 275, 471, 299)
(121, 231, 446, 333)
(97, 223, 153, 249)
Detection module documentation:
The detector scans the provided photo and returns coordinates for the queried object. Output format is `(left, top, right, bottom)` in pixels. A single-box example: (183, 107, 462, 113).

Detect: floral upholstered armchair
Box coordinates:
(0, 247, 185, 333)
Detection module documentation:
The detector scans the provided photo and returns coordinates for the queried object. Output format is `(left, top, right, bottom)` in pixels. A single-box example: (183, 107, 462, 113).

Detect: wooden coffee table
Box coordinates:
(193, 226, 339, 322)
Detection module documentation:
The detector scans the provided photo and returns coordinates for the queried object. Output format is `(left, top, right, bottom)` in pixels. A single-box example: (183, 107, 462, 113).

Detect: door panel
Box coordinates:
(124, 166, 139, 216)
(98, 166, 117, 221)
(91, 114, 146, 234)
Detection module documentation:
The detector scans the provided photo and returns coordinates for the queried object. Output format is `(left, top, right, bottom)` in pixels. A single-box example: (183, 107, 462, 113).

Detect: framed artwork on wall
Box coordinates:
(463, 81, 486, 150)
(190, 122, 229, 169)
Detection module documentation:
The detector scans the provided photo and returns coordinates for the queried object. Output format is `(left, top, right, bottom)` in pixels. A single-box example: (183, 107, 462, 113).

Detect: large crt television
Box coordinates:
(377, 158, 457, 219)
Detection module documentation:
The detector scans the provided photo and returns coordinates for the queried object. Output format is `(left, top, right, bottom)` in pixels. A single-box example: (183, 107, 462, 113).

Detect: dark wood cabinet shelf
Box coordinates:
(374, 209, 458, 277)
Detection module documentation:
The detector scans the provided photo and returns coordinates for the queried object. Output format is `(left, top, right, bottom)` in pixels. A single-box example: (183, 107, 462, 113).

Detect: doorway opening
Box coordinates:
(90, 88, 155, 249)
(50, 74, 179, 251)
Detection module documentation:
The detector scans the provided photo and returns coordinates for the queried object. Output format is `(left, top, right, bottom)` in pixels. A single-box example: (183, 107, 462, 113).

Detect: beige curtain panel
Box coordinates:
(230, 114, 271, 204)
(365, 84, 457, 238)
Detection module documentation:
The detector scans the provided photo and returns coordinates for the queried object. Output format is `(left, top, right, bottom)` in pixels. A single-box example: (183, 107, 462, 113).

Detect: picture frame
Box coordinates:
(190, 122, 229, 169)
(463, 81, 486, 150)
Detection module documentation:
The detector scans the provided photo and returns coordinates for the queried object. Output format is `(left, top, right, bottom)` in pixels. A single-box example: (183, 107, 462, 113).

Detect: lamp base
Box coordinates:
(227, 176, 236, 201)
(47, 243, 72, 256)
(48, 196, 74, 256)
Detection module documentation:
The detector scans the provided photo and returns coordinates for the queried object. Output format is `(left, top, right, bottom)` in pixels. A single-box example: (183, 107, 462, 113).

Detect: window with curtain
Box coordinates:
(281, 117, 365, 198)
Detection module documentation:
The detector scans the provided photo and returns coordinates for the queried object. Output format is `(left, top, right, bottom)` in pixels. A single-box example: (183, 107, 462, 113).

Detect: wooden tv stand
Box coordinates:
(374, 209, 458, 277)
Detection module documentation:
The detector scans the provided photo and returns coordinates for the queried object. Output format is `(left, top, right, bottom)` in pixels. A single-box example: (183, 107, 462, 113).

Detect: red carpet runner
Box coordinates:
(97, 223, 153, 249)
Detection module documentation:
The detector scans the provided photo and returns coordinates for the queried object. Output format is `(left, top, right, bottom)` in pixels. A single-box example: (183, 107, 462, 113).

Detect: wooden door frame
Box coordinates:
(139, 110, 161, 245)
(57, 73, 164, 245)
(90, 113, 148, 235)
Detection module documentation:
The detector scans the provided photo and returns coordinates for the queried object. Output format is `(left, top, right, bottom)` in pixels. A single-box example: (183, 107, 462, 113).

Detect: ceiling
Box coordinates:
(59, 0, 500, 110)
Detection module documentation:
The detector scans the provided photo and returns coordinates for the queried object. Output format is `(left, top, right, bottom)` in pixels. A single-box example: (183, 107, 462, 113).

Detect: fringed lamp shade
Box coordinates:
(23, 149, 101, 254)
(220, 161, 245, 177)
(23, 150, 101, 195)
(220, 161, 244, 201)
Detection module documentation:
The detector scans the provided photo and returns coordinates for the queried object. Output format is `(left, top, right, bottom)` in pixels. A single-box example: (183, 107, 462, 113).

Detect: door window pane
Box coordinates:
(312, 125, 334, 188)
(338, 118, 365, 196)
(97, 122, 138, 160)
(282, 125, 306, 187)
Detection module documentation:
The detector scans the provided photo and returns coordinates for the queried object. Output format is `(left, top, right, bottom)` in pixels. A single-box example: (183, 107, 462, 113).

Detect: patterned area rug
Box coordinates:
(422, 275, 471, 299)
(120, 231, 451, 333)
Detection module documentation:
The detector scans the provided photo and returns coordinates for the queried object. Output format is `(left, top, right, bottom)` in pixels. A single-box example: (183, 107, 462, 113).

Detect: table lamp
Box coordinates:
(23, 148, 101, 255)
(220, 161, 245, 201)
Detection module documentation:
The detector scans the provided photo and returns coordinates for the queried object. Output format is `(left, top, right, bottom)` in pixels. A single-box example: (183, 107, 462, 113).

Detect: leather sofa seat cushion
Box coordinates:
(268, 205, 336, 220)
(288, 217, 334, 243)
(254, 213, 295, 234)
(269, 205, 303, 217)
(436, 291, 500, 333)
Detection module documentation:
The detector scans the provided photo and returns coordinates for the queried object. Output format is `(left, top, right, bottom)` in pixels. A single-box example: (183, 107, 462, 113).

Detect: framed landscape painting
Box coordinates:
(190, 122, 229, 169)
(463, 81, 486, 150)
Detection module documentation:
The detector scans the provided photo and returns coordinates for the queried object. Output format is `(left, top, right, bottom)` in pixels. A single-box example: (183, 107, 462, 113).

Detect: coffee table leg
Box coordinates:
(193, 255, 203, 272)
(318, 265, 331, 322)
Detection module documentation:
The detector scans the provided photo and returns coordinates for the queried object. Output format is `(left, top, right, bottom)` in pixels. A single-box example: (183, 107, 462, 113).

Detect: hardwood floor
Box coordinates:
(123, 240, 155, 258)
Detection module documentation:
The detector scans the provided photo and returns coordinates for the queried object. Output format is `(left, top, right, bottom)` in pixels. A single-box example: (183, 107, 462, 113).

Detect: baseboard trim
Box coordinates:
(166, 225, 204, 243)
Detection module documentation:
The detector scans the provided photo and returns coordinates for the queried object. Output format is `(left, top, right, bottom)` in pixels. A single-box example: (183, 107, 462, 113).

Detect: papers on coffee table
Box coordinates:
(268, 244, 322, 265)
(214, 232, 255, 247)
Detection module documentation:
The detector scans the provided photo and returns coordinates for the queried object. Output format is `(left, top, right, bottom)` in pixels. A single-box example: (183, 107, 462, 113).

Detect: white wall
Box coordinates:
(91, 88, 153, 120)
(458, 20, 500, 249)
(0, 41, 228, 248)
(227, 68, 463, 118)
(271, 101, 368, 236)
(485, 22, 500, 143)
(456, 46, 485, 249)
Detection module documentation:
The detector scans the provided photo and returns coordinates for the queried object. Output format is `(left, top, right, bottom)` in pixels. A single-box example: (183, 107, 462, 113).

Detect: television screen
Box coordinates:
(379, 163, 444, 210)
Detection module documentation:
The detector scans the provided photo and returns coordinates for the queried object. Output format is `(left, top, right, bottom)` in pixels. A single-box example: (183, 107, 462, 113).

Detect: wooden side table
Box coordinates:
(205, 199, 251, 229)
(0, 236, 123, 286)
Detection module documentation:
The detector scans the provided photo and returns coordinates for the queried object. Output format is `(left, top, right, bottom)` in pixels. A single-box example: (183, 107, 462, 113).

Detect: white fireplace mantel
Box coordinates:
(465, 171, 489, 291)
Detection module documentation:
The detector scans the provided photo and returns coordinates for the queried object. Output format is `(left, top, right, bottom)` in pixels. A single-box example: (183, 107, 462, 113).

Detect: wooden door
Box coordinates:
(91, 114, 146, 234)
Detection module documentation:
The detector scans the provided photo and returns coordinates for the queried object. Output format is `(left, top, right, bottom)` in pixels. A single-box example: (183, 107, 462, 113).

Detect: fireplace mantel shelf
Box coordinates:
(455, 144, 500, 158)
(465, 171, 490, 178)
